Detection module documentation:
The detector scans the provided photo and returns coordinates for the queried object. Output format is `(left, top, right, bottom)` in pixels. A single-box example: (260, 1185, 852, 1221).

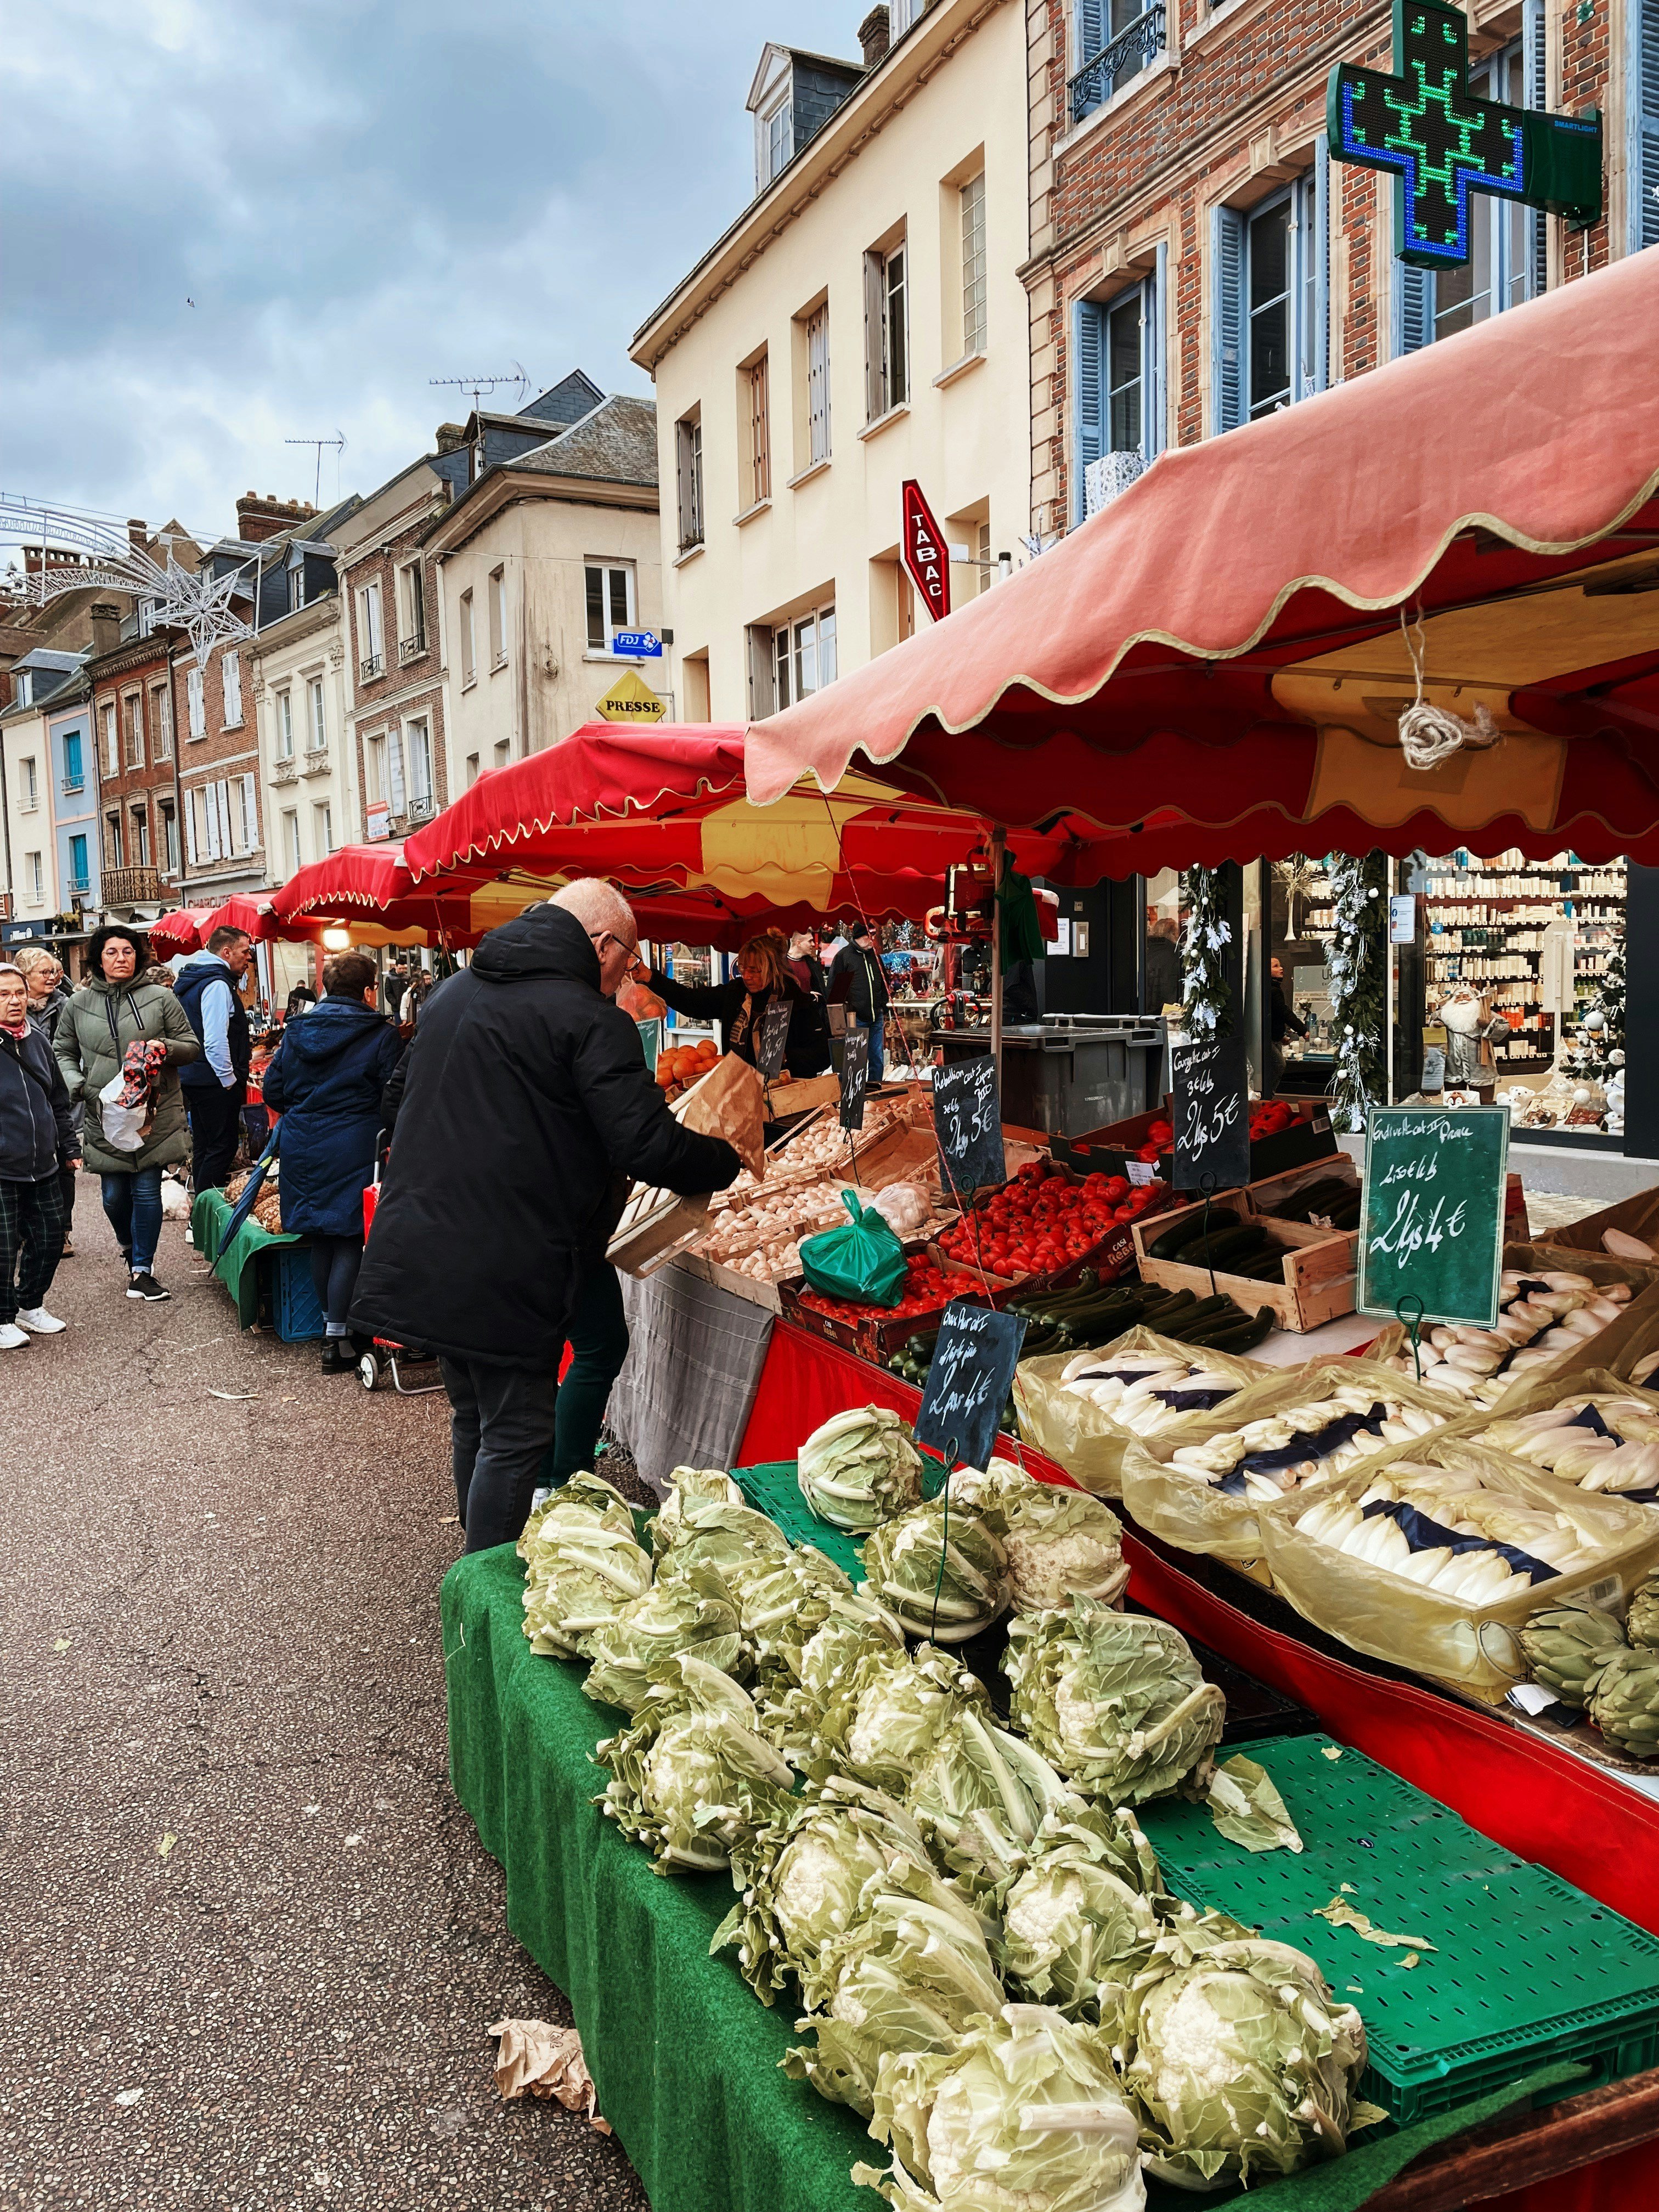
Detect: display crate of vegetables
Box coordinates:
(781, 1245, 1008, 1361)
(1052, 1093, 1339, 1186)
(1243, 1157, 1361, 1232)
(933, 1158, 1170, 1294)
(1132, 1194, 1357, 1333)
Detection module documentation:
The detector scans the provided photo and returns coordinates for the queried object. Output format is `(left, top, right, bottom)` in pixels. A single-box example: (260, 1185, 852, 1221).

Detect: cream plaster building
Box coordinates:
(630, 0, 1031, 725)
(251, 575, 356, 885)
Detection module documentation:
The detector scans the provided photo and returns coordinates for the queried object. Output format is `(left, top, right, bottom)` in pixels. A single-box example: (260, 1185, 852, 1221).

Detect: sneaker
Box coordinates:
(126, 1272, 171, 1302)
(0, 1322, 27, 1351)
(59, 1235, 74, 1257)
(15, 1307, 66, 1334)
(185, 1225, 195, 1247)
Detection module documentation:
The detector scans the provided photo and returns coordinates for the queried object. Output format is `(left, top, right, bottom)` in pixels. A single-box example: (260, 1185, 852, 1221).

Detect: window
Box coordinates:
(769, 605, 837, 712)
(131, 807, 150, 866)
(221, 648, 243, 728)
(865, 238, 909, 418)
(106, 813, 123, 867)
(488, 567, 506, 668)
(276, 689, 295, 758)
(585, 562, 636, 652)
(405, 716, 434, 808)
(289, 562, 306, 613)
(21, 756, 38, 809)
(1075, 255, 1166, 513)
(399, 560, 426, 651)
(460, 589, 476, 685)
(26, 851, 42, 901)
(386, 727, 407, 816)
(187, 666, 205, 739)
(1070, 0, 1167, 123)
(806, 306, 831, 466)
(890, 0, 923, 29)
(676, 412, 704, 551)
(466, 753, 481, 788)
(123, 693, 143, 767)
(493, 739, 511, 771)
(1212, 152, 1327, 430)
(746, 356, 771, 507)
(759, 94, 792, 188)
(282, 809, 301, 877)
(308, 678, 326, 752)
(62, 729, 83, 793)
(1634, 0, 1659, 253)
(366, 733, 386, 805)
(238, 774, 258, 853)
(161, 806, 179, 875)
(68, 833, 89, 894)
(150, 682, 172, 760)
(960, 173, 988, 356)
(102, 703, 118, 776)
(358, 580, 384, 679)
(314, 801, 334, 856)
(14, 670, 33, 708)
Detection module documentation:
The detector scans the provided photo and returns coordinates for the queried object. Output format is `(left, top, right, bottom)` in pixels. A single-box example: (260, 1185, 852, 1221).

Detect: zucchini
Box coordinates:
(1170, 1223, 1268, 1268)
(1190, 1307, 1277, 1352)
(1148, 1216, 1209, 1261)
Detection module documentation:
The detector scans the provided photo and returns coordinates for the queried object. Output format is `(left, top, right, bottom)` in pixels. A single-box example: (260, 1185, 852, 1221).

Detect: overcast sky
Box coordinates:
(2, 0, 854, 547)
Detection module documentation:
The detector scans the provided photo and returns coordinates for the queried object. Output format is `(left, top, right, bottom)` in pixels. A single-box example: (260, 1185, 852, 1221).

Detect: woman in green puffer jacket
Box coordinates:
(53, 925, 201, 1303)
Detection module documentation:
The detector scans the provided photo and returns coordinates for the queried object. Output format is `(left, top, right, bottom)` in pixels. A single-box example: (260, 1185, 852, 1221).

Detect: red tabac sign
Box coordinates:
(900, 479, 950, 624)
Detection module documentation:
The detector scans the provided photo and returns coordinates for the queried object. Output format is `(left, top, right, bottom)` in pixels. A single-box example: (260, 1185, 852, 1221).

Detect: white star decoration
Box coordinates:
(2, 499, 255, 670)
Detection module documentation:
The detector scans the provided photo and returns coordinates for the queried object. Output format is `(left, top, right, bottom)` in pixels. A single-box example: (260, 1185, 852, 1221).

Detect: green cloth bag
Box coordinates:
(799, 1190, 909, 1306)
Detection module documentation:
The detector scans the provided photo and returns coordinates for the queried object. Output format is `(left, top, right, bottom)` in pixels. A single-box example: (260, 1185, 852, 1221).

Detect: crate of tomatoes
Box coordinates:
(933, 1160, 1171, 1292)
(781, 1245, 1002, 1360)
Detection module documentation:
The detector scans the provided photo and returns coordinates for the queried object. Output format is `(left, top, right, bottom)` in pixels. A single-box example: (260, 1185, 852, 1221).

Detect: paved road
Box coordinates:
(0, 1185, 649, 2211)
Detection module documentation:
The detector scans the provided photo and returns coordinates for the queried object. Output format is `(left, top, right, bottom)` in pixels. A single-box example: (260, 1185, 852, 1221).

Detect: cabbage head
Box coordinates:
(785, 1851, 1005, 2117)
(1000, 1805, 1169, 2018)
(812, 1644, 989, 1796)
(518, 1470, 636, 1565)
(853, 2002, 1144, 2212)
(654, 1502, 794, 1606)
(756, 1590, 910, 1759)
(594, 1654, 797, 1876)
(1005, 1600, 1225, 1807)
(521, 1517, 654, 1659)
(859, 1496, 1009, 1643)
(583, 1563, 746, 1713)
(906, 1707, 1076, 1894)
(651, 1466, 744, 1556)
(1122, 1936, 1378, 2190)
(799, 1406, 926, 1532)
(713, 1775, 927, 2009)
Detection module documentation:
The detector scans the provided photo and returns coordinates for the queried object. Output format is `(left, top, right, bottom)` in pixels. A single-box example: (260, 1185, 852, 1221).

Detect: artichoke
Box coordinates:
(651, 1466, 744, 1555)
(1589, 1646, 1659, 1759)
(1122, 1936, 1376, 2190)
(852, 2002, 1143, 2212)
(755, 1590, 909, 1759)
(799, 1406, 925, 1532)
(1628, 1572, 1659, 1651)
(859, 1496, 1010, 1643)
(949, 1463, 1128, 1615)
(1517, 1602, 1629, 1708)
(713, 1775, 928, 2008)
(594, 1654, 797, 1875)
(583, 1563, 746, 1713)
(1005, 1601, 1226, 1807)
(814, 1644, 989, 1797)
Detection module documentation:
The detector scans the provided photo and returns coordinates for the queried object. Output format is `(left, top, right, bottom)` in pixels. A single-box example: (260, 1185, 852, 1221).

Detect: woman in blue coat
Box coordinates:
(262, 950, 402, 1372)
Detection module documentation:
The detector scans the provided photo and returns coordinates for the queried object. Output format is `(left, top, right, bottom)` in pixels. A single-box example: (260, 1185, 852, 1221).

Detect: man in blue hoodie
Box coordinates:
(174, 925, 255, 1194)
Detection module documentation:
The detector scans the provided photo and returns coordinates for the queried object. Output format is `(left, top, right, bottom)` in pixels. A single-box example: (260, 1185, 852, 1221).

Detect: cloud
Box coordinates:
(1, 0, 858, 538)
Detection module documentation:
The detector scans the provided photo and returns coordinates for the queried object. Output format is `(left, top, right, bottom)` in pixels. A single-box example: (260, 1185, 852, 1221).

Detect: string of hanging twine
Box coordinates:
(1396, 605, 1502, 770)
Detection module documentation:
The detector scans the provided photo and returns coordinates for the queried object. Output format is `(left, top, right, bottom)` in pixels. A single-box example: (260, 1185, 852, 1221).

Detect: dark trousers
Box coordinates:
(439, 1356, 559, 1553)
(308, 1233, 364, 1336)
(185, 1083, 244, 1193)
(1, 1174, 68, 1323)
(537, 1261, 631, 1489)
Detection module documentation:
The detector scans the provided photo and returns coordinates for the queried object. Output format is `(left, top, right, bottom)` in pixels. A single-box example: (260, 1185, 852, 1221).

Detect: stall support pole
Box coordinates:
(989, 824, 1006, 1086)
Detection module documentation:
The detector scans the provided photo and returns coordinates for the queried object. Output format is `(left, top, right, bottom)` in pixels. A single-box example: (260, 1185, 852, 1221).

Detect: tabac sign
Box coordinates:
(1328, 1, 1601, 268)
(900, 479, 950, 624)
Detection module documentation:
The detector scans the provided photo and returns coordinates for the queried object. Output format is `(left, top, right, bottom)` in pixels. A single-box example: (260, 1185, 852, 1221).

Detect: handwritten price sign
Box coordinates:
(1357, 1104, 1509, 1327)
(915, 1304, 1028, 1476)
(933, 1057, 1006, 1197)
(1172, 1037, 1251, 1192)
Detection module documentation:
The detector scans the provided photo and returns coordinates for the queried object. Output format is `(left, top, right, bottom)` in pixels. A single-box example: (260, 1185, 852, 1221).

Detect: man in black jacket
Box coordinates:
(827, 923, 890, 1083)
(351, 882, 740, 1551)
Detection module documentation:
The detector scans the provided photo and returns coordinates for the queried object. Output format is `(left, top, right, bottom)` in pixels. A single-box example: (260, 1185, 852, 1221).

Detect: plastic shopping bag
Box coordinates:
(97, 1069, 146, 1153)
(799, 1191, 909, 1307)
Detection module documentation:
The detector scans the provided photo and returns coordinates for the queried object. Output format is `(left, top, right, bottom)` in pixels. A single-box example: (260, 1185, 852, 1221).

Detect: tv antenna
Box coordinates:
(283, 431, 347, 509)
(429, 360, 529, 416)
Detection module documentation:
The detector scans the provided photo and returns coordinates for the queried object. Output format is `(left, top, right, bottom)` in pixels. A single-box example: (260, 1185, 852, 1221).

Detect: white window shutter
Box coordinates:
(863, 251, 884, 420)
(1393, 262, 1436, 357)
(1631, 0, 1658, 253)
(1310, 136, 1331, 392)
(1147, 247, 1167, 456)
(388, 729, 407, 814)
(241, 772, 258, 851)
(222, 650, 242, 726)
(187, 667, 204, 737)
(186, 795, 199, 866)
(1211, 206, 1246, 431)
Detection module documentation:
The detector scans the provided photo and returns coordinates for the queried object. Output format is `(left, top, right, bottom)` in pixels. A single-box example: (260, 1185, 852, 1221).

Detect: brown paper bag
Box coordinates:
(675, 1053, 767, 1177)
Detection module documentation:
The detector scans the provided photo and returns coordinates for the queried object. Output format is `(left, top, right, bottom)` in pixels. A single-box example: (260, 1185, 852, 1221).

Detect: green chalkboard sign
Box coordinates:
(1358, 1105, 1510, 1328)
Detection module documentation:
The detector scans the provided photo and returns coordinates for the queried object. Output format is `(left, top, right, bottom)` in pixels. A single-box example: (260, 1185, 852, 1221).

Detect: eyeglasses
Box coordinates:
(589, 929, 640, 960)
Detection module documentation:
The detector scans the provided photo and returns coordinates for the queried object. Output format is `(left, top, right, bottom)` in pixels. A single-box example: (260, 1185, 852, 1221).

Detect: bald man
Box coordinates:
(351, 882, 741, 1551)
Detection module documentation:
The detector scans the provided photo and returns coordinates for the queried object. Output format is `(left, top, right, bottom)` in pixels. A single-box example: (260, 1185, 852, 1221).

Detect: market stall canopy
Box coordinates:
(269, 843, 482, 947)
(148, 895, 276, 956)
(745, 252, 1659, 867)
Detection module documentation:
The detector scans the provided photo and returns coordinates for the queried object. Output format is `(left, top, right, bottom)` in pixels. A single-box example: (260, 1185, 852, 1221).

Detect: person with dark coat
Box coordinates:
(1266, 954, 1310, 1094)
(175, 924, 256, 1193)
(645, 934, 830, 1078)
(14, 948, 80, 1254)
(351, 883, 740, 1551)
(0, 962, 77, 1348)
(827, 924, 890, 1082)
(261, 951, 402, 1373)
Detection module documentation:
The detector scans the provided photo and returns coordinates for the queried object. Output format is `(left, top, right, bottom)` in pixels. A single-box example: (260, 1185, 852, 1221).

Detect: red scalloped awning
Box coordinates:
(147, 896, 277, 955)
(745, 252, 1659, 866)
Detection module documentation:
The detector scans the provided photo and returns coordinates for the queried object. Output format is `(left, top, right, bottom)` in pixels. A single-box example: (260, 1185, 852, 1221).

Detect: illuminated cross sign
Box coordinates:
(1327, 0, 1601, 269)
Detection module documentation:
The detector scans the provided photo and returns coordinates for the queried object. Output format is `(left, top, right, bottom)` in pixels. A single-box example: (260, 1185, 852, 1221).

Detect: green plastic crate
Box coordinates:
(735, 1457, 949, 1584)
(1136, 1731, 1659, 2124)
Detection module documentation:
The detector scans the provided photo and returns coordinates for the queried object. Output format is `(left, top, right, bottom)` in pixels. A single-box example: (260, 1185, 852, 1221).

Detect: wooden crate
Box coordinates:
(1130, 1196, 1356, 1333)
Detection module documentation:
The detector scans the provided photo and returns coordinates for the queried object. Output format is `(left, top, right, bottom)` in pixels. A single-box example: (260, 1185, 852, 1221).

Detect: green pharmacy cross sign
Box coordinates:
(1327, 0, 1601, 268)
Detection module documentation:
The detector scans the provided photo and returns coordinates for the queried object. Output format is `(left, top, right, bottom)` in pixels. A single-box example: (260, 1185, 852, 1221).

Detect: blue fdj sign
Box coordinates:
(612, 630, 662, 658)
(1328, 0, 1602, 269)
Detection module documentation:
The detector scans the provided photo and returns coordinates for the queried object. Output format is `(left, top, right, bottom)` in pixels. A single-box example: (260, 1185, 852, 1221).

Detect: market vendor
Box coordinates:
(639, 934, 830, 1078)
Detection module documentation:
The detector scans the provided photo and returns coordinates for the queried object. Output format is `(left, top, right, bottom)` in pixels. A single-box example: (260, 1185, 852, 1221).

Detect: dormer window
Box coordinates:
(760, 94, 792, 187)
(289, 562, 306, 613)
(747, 42, 861, 200)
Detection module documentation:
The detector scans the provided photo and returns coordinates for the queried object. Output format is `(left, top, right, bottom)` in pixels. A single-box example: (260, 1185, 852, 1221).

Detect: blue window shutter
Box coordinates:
(1393, 263, 1435, 356)
(1146, 244, 1167, 456)
(1075, 298, 1105, 517)
(1635, 0, 1659, 253)
(1074, 0, 1105, 118)
(1522, 0, 1548, 296)
(1312, 133, 1330, 392)
(1210, 206, 1245, 432)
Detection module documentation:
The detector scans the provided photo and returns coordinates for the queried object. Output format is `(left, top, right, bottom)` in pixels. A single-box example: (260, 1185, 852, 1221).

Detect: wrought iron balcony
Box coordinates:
(398, 635, 427, 664)
(1068, 3, 1165, 122)
(61, 775, 85, 796)
(68, 874, 91, 898)
(360, 652, 385, 682)
(103, 865, 161, 906)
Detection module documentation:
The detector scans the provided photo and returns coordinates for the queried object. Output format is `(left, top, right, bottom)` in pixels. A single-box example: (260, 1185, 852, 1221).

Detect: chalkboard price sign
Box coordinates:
(1358, 1104, 1509, 1328)
(839, 1024, 871, 1131)
(915, 1304, 1029, 1475)
(1172, 1037, 1251, 1192)
(755, 998, 792, 1083)
(933, 1056, 1006, 1197)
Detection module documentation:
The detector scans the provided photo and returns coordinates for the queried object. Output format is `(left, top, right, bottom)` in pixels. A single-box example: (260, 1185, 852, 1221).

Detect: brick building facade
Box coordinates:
(1024, 0, 1656, 541)
(88, 623, 184, 922)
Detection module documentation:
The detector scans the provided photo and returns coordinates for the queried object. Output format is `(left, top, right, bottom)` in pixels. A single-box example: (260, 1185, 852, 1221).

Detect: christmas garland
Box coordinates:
(1181, 867, 1233, 1037)
(1562, 918, 1625, 1088)
(1326, 852, 1387, 1131)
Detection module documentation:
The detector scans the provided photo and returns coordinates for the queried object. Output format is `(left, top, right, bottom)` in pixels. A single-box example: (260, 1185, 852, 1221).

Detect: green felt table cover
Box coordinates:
(441, 1545, 1587, 2212)
(190, 1186, 300, 1329)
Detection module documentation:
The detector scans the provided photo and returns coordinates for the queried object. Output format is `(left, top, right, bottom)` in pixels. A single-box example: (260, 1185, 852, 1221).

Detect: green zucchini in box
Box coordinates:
(1118, 1356, 1470, 1566)
(1256, 1432, 1659, 1702)
(1013, 1324, 1272, 1498)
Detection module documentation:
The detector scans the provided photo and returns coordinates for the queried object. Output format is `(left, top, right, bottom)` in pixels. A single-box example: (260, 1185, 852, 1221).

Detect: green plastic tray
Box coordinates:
(735, 1457, 947, 1584)
(1137, 1732, 1659, 2124)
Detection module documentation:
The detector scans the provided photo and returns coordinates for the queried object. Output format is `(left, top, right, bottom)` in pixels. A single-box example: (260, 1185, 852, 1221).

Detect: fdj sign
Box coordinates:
(1328, 1, 1601, 268)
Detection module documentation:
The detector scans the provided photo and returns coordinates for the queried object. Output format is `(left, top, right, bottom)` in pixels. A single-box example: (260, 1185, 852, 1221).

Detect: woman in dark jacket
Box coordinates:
(1, 961, 76, 1347)
(262, 950, 401, 1371)
(645, 934, 830, 1079)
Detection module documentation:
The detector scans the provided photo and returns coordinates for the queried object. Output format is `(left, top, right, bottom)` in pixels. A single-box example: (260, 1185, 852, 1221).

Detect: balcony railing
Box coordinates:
(102, 865, 162, 906)
(61, 775, 85, 795)
(398, 635, 427, 664)
(68, 875, 91, 898)
(360, 652, 385, 682)
(1068, 3, 1165, 122)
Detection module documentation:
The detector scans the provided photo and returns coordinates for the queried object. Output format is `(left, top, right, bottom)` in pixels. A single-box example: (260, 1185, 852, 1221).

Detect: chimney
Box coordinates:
(859, 5, 890, 66)
(235, 491, 314, 544)
(89, 602, 122, 659)
(435, 422, 469, 454)
(128, 518, 148, 551)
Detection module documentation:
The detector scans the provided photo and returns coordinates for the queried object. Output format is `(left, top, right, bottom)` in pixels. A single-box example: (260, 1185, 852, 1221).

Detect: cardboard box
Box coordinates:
(1131, 1196, 1356, 1333)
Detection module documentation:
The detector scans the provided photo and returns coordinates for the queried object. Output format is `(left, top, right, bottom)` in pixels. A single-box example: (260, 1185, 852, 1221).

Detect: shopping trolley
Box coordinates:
(356, 1137, 444, 1395)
